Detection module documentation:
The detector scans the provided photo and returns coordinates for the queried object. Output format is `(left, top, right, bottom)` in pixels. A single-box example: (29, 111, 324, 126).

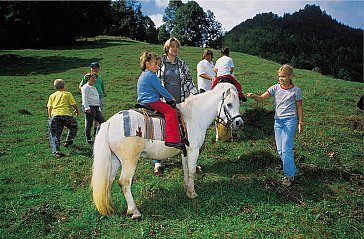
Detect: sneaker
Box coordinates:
(196, 165, 202, 174)
(86, 139, 93, 144)
(165, 142, 186, 150)
(64, 140, 73, 147)
(240, 96, 248, 102)
(153, 166, 164, 177)
(55, 151, 65, 159)
(282, 176, 294, 186)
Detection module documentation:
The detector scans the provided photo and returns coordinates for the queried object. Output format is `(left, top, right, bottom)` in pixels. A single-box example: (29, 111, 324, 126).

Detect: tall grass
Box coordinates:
(0, 36, 362, 238)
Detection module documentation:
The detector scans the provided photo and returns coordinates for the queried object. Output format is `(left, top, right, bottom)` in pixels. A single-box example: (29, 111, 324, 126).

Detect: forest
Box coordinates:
(0, 0, 222, 49)
(223, 5, 363, 82)
(1, 2, 362, 82)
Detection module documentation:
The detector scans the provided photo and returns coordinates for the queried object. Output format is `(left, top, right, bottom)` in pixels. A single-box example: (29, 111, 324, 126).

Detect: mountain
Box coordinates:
(223, 4, 363, 82)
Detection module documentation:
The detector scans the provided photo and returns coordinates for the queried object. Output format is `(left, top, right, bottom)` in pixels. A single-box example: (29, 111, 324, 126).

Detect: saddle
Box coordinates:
(134, 103, 190, 154)
(211, 75, 247, 102)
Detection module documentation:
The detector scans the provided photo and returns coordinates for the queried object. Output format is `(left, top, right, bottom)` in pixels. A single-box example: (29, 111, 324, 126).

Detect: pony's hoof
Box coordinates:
(186, 190, 198, 199)
(131, 213, 142, 220)
(127, 209, 141, 220)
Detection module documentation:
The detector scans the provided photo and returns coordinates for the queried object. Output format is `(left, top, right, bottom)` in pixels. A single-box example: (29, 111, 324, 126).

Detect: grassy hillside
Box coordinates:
(0, 36, 362, 238)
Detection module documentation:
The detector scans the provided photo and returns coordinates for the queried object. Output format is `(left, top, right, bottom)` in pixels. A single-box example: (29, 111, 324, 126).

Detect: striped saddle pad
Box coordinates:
(118, 109, 167, 141)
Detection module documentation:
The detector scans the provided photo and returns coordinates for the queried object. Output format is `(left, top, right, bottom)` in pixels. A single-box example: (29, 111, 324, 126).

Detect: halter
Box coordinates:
(216, 92, 243, 126)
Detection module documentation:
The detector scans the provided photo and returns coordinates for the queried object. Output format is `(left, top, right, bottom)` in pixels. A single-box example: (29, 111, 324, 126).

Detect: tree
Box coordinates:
(204, 10, 223, 48)
(162, 0, 183, 35)
(173, 1, 206, 46)
(170, 1, 222, 48)
(157, 24, 170, 43)
(143, 16, 158, 43)
(0, 1, 113, 49)
(112, 0, 158, 43)
(160, 1, 222, 47)
(112, 0, 137, 38)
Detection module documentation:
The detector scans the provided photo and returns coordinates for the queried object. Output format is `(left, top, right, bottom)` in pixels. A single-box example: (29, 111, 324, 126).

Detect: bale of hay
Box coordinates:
(215, 118, 233, 142)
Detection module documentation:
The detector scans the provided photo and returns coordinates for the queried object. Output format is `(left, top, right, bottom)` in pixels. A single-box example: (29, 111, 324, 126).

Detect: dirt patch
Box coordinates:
(345, 116, 364, 132)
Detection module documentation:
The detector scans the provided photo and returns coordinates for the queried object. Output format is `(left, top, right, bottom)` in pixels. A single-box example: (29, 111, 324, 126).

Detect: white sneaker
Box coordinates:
(282, 176, 294, 186)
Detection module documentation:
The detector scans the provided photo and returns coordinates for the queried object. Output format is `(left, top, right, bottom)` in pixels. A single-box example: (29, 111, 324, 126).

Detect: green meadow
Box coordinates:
(0, 36, 362, 238)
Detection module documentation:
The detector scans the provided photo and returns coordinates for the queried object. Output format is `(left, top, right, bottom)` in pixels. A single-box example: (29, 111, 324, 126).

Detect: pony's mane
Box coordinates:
(181, 89, 215, 112)
(179, 83, 237, 120)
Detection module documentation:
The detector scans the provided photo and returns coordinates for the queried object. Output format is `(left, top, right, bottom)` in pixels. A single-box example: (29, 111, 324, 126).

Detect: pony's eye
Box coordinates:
(227, 103, 232, 108)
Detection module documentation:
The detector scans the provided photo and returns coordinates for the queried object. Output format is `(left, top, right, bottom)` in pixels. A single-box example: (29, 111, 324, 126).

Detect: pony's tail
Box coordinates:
(91, 121, 115, 215)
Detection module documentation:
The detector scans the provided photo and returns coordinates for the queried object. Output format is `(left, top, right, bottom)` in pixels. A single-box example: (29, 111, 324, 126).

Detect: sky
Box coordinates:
(140, 0, 364, 32)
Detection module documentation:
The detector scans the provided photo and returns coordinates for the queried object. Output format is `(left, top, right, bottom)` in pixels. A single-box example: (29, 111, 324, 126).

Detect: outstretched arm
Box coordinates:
(296, 100, 303, 134)
(246, 92, 270, 102)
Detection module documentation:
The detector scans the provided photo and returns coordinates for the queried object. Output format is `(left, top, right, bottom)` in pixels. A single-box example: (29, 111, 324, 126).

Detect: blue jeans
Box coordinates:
(83, 106, 105, 142)
(99, 95, 104, 112)
(48, 116, 78, 154)
(274, 117, 297, 177)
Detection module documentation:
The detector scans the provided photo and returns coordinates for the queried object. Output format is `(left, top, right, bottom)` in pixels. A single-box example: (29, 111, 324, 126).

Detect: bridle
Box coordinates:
(216, 92, 243, 126)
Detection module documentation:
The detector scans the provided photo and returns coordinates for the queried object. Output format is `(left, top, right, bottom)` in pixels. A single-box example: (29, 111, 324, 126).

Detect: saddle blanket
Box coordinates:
(118, 109, 166, 141)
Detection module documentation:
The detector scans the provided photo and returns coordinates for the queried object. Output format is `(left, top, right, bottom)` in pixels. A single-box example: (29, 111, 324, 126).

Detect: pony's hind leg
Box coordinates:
(118, 156, 141, 219)
(113, 138, 144, 219)
(110, 153, 121, 181)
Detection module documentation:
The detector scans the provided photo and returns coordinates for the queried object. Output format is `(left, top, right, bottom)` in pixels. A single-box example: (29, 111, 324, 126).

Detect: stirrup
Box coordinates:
(182, 138, 190, 147)
(165, 142, 185, 150)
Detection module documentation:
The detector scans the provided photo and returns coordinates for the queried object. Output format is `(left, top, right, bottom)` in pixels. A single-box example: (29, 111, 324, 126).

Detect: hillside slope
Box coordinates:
(0, 37, 362, 238)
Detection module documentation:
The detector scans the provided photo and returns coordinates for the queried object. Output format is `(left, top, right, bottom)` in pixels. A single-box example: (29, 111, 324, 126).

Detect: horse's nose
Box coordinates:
(234, 119, 244, 129)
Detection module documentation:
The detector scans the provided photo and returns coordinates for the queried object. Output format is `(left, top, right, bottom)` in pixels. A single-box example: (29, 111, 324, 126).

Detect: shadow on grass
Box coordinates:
(233, 107, 275, 141)
(127, 151, 361, 221)
(204, 149, 277, 175)
(0, 54, 101, 76)
(51, 38, 138, 50)
(71, 144, 93, 157)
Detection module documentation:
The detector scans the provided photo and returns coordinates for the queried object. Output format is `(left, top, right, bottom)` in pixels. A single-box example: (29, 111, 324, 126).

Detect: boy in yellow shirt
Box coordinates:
(47, 79, 80, 158)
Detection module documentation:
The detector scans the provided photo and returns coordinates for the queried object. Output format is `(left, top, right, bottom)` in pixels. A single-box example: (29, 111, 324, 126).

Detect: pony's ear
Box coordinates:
(225, 88, 231, 97)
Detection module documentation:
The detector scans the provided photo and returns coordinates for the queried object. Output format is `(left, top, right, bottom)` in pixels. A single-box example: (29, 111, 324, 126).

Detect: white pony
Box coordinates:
(91, 83, 244, 219)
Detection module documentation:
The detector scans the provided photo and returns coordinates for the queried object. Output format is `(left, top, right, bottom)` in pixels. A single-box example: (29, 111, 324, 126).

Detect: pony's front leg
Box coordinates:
(185, 149, 199, 199)
(182, 154, 188, 189)
(118, 156, 141, 219)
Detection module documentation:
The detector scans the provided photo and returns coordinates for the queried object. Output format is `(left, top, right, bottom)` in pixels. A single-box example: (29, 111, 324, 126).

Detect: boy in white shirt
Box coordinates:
(81, 73, 105, 144)
(214, 47, 234, 76)
(212, 47, 246, 101)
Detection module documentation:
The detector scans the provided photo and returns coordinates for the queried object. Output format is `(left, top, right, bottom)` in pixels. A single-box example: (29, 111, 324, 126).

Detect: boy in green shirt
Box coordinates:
(79, 62, 106, 111)
(79, 62, 106, 135)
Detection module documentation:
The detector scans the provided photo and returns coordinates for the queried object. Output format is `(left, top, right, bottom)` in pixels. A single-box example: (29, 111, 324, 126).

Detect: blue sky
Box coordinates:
(140, 0, 364, 31)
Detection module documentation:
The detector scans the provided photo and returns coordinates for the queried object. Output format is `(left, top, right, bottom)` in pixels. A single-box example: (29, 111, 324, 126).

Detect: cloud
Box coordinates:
(149, 14, 164, 28)
(198, 1, 309, 31)
(141, 0, 169, 8)
(155, 0, 169, 8)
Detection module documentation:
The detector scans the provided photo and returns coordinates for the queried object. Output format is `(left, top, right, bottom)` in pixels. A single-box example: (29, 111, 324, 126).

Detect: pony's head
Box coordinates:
(216, 84, 244, 130)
